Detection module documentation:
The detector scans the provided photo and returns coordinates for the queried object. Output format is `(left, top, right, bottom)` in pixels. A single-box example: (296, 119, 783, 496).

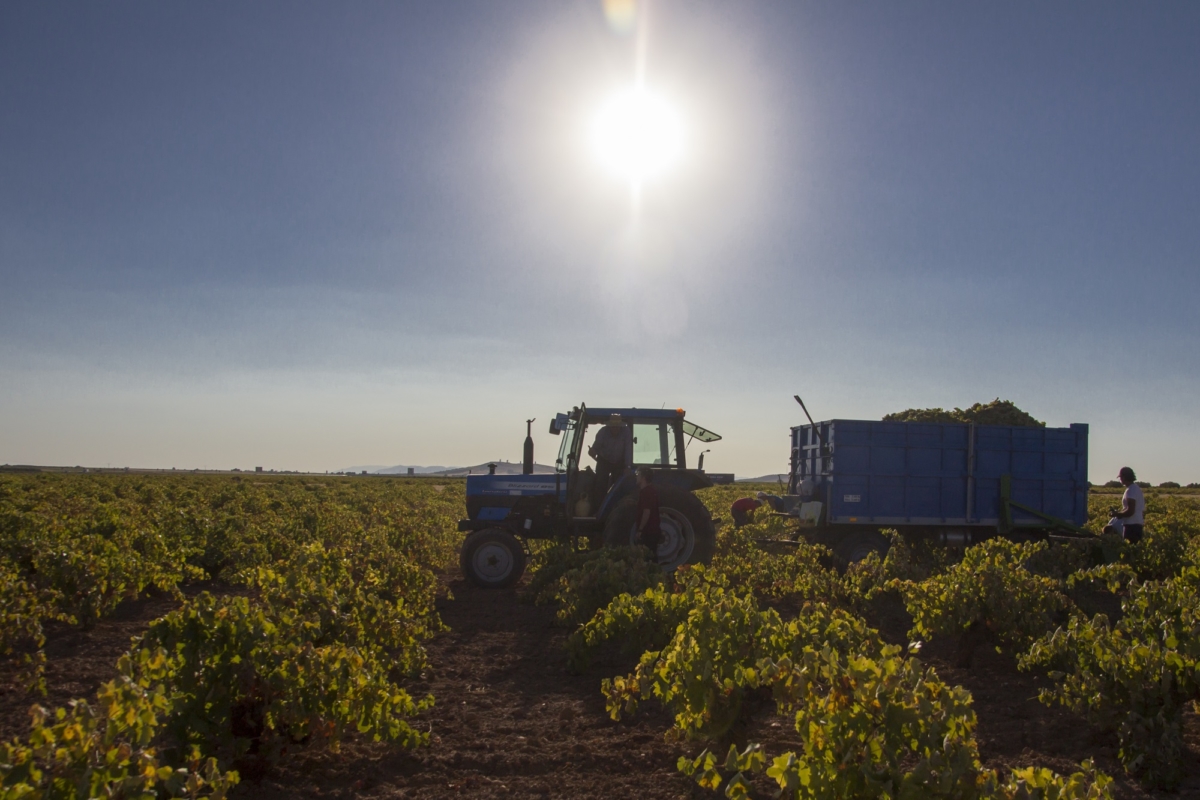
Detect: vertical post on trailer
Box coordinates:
(999, 473, 1013, 535)
(966, 424, 976, 524)
(794, 394, 826, 495)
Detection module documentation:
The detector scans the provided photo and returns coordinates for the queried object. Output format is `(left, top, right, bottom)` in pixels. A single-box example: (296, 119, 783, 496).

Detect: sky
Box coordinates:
(1, 1, 1198, 482)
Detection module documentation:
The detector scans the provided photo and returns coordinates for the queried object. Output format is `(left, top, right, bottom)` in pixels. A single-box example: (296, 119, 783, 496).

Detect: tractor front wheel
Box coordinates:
(460, 528, 526, 589)
(603, 488, 715, 570)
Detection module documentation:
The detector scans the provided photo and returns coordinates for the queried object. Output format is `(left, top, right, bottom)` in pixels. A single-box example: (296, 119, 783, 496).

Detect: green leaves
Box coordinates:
(0, 475, 461, 798)
(614, 492, 1125, 798)
(897, 539, 1069, 667)
(752, 647, 982, 799)
(531, 547, 666, 627)
(601, 582, 778, 738)
(599, 567, 883, 740)
(131, 542, 439, 762)
(0, 676, 238, 800)
(564, 568, 700, 673)
(708, 525, 845, 603)
(882, 399, 1046, 427)
(1020, 576, 1200, 788)
(677, 744, 764, 796)
(672, 641, 1112, 799)
(980, 759, 1113, 799)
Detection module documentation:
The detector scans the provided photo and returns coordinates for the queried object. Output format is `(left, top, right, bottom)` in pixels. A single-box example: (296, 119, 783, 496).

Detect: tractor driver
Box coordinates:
(588, 413, 633, 510)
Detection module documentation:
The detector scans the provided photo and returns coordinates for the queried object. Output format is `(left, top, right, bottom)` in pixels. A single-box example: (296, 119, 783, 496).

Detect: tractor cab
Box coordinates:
(550, 405, 721, 519)
(457, 404, 721, 588)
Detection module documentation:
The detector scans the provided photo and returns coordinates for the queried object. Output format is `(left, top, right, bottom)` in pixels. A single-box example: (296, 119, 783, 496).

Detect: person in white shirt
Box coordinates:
(1110, 466, 1144, 543)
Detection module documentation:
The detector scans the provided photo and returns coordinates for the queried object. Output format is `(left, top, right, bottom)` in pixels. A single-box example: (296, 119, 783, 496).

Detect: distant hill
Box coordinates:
(737, 474, 788, 485)
(375, 464, 457, 475)
(337, 465, 457, 475)
(336, 462, 555, 476)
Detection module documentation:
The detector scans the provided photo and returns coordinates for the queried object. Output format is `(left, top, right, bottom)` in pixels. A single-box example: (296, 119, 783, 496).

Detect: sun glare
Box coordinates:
(590, 88, 684, 185)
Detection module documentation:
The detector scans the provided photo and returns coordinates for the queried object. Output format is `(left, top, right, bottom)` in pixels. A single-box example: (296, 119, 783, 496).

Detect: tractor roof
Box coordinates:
(579, 407, 682, 421)
(568, 407, 721, 442)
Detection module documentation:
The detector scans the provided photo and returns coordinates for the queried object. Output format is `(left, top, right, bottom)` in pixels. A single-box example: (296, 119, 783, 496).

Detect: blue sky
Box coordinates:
(2, 1, 1197, 481)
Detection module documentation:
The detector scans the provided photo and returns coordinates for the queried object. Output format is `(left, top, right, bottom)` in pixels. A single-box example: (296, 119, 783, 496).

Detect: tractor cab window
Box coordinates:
(556, 418, 580, 473)
(632, 422, 677, 467)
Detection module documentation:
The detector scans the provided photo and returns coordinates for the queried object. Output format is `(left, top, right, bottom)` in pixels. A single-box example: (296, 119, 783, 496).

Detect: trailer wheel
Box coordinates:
(603, 488, 715, 570)
(835, 530, 890, 565)
(460, 529, 526, 589)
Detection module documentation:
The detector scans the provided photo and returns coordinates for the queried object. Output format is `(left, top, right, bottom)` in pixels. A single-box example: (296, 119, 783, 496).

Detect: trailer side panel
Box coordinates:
(790, 420, 1088, 528)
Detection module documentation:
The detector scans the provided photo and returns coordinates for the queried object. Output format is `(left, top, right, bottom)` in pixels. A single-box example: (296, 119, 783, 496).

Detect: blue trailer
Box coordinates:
(786, 418, 1090, 561)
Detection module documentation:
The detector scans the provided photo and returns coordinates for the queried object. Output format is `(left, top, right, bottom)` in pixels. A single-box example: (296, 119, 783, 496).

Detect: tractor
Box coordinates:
(456, 404, 722, 588)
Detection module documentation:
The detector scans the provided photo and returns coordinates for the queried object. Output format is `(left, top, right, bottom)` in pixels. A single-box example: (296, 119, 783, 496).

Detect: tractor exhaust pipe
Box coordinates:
(523, 418, 536, 475)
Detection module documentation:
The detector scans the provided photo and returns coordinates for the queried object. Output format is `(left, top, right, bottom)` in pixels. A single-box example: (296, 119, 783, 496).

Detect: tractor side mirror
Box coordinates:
(549, 413, 568, 435)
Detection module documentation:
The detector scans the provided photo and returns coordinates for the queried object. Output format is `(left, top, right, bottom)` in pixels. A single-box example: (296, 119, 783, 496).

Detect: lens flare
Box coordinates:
(590, 88, 684, 184)
(601, 0, 638, 34)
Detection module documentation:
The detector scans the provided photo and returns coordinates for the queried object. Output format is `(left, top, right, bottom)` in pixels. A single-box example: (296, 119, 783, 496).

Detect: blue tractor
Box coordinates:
(456, 405, 722, 588)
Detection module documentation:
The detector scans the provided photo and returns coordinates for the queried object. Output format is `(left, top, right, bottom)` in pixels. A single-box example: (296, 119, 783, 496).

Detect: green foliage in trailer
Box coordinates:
(883, 398, 1046, 427)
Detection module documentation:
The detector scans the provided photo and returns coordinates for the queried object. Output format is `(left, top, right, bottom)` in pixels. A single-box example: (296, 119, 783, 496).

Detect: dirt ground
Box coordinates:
(4, 577, 1200, 799)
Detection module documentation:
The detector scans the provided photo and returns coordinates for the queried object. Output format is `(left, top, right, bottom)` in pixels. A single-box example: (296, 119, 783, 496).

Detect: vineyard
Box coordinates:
(2, 474, 1200, 798)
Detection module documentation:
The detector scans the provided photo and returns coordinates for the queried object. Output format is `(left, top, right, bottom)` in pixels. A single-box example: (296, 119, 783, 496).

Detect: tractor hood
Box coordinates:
(466, 473, 565, 500)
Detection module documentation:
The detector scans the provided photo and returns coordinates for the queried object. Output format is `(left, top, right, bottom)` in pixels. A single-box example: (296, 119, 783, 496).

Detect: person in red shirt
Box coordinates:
(730, 496, 762, 528)
(635, 467, 662, 558)
(730, 492, 784, 527)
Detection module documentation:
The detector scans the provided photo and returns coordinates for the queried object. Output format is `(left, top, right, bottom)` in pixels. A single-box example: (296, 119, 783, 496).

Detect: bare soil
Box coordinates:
(4, 577, 1200, 799)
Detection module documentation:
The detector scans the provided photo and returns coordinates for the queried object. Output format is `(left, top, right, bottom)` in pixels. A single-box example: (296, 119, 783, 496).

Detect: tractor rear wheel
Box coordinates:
(460, 528, 526, 589)
(603, 488, 715, 570)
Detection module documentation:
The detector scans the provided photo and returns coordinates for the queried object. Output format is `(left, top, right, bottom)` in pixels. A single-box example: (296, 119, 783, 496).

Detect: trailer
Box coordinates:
(786, 418, 1090, 561)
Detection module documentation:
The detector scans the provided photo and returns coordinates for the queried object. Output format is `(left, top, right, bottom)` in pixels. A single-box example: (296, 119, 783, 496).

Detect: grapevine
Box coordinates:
(1020, 572, 1200, 788)
(0, 474, 461, 797)
(896, 538, 1069, 667)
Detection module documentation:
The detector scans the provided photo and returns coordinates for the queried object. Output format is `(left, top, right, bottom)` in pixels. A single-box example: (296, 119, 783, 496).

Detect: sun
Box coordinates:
(590, 87, 684, 185)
